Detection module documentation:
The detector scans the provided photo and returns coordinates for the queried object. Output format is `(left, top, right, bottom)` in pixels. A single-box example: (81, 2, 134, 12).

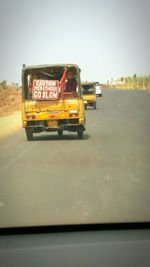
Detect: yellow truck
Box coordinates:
(21, 64, 86, 140)
(82, 82, 96, 109)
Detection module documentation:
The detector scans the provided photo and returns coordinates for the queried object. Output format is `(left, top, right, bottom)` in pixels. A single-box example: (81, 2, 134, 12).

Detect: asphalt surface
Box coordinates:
(0, 89, 150, 227)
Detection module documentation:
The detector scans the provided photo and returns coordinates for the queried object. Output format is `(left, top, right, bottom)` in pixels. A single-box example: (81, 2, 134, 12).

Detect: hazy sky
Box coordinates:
(0, 0, 150, 84)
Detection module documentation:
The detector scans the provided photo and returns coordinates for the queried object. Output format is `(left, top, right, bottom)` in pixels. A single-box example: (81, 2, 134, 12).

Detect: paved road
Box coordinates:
(0, 89, 150, 227)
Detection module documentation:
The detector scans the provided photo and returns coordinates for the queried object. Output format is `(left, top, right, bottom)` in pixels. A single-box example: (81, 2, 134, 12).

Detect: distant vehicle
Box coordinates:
(82, 82, 96, 110)
(21, 64, 86, 140)
(95, 84, 102, 97)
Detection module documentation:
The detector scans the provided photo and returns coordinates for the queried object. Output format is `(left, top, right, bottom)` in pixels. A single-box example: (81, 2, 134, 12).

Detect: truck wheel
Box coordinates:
(58, 129, 63, 136)
(77, 130, 84, 139)
(93, 103, 96, 110)
(25, 128, 33, 141)
(85, 105, 87, 110)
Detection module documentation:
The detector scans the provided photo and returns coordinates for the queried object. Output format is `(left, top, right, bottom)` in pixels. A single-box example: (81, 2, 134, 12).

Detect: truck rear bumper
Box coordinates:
(25, 119, 85, 133)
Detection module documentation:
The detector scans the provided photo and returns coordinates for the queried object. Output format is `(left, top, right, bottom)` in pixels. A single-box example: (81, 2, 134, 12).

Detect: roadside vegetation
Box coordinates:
(107, 74, 150, 90)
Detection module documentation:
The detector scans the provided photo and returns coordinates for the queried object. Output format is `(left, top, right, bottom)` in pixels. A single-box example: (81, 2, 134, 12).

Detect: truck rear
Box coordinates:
(22, 64, 86, 140)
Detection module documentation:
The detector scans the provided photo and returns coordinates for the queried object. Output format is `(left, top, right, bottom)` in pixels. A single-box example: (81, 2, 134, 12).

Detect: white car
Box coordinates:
(95, 85, 102, 97)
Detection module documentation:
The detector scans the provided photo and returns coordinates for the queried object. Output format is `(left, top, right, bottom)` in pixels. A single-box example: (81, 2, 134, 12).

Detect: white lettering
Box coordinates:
(32, 80, 59, 100)
(35, 80, 40, 86)
(53, 92, 58, 99)
(34, 80, 59, 87)
(42, 91, 49, 99)
(42, 91, 46, 98)
(37, 91, 41, 98)
(32, 90, 59, 100)
(46, 92, 49, 99)
(33, 91, 37, 98)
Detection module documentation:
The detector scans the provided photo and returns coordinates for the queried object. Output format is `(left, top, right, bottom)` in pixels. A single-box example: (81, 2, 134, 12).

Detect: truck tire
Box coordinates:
(93, 103, 96, 110)
(77, 130, 84, 139)
(58, 129, 63, 136)
(25, 128, 33, 141)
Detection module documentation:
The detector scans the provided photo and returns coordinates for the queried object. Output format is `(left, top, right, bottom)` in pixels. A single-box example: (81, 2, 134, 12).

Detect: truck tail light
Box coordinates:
(26, 115, 35, 120)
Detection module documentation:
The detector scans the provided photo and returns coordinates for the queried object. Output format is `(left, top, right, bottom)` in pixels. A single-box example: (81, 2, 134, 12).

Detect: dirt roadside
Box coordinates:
(0, 85, 21, 117)
(0, 111, 21, 138)
(0, 86, 22, 138)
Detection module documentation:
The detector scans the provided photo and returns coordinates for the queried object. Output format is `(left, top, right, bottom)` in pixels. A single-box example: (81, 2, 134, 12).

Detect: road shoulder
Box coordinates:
(0, 112, 21, 139)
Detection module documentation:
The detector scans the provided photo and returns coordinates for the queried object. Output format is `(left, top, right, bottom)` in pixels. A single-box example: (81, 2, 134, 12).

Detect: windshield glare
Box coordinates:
(0, 0, 150, 229)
